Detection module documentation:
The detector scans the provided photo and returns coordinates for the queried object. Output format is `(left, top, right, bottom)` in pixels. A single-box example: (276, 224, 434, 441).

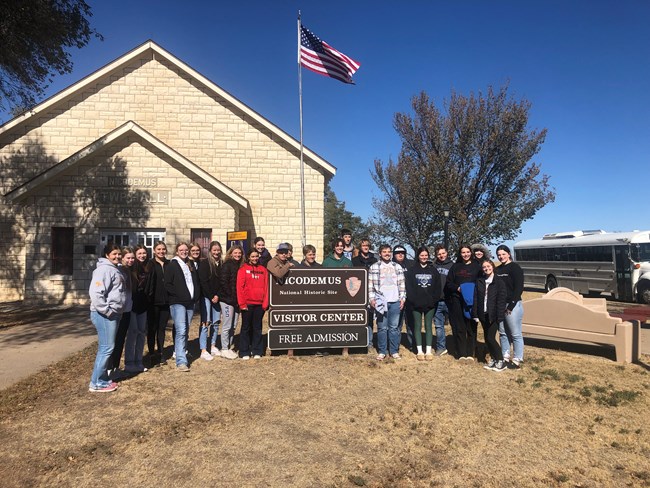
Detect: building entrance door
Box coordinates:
(100, 229, 166, 259)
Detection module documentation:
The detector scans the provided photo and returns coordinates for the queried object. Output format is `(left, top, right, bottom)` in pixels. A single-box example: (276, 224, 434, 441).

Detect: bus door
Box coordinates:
(614, 245, 633, 301)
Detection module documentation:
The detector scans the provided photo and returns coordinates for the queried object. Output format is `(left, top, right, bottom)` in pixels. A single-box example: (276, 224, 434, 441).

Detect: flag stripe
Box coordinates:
(300, 47, 354, 81)
(299, 25, 360, 84)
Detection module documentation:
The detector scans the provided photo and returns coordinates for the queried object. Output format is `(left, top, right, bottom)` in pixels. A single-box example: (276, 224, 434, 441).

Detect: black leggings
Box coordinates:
(147, 304, 169, 355)
(239, 305, 265, 357)
(481, 316, 503, 362)
(448, 294, 477, 358)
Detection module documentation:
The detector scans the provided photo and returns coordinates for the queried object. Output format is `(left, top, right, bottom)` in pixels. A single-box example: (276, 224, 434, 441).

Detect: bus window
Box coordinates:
(632, 243, 650, 263)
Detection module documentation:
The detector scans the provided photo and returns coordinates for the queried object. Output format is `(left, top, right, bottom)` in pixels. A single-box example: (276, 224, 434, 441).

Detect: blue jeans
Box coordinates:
(89, 311, 119, 388)
(170, 304, 194, 367)
(499, 301, 524, 360)
(200, 298, 221, 350)
(433, 300, 449, 351)
(376, 301, 401, 355)
(125, 311, 147, 370)
(366, 306, 374, 347)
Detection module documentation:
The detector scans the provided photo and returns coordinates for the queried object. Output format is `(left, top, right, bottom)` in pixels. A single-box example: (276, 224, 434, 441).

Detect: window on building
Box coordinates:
(52, 227, 74, 275)
(190, 228, 212, 259)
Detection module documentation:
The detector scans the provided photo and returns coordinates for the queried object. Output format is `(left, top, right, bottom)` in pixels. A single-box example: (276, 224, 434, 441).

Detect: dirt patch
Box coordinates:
(1, 322, 650, 487)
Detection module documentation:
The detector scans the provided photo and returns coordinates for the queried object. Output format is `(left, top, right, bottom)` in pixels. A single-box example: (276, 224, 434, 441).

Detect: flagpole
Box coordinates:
(297, 11, 306, 248)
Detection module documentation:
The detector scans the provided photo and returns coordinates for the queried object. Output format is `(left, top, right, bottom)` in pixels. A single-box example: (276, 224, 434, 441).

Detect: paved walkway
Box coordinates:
(0, 306, 95, 389)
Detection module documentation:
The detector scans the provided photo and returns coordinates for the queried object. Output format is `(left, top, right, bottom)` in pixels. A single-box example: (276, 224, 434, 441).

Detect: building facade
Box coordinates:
(0, 41, 335, 304)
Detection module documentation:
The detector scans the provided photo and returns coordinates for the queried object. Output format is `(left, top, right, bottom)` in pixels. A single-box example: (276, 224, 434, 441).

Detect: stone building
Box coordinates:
(0, 40, 335, 304)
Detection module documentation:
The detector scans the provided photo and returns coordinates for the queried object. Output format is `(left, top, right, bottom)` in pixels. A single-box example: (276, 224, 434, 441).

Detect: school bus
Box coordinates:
(514, 230, 650, 303)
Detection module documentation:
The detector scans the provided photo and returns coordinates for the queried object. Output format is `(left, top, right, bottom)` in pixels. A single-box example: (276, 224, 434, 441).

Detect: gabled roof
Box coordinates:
(4, 120, 249, 209)
(0, 40, 336, 176)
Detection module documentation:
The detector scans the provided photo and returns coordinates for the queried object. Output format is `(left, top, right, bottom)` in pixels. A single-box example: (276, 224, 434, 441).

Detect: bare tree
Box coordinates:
(371, 84, 555, 251)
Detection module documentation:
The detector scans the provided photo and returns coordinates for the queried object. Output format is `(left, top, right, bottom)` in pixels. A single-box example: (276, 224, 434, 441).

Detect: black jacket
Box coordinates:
(352, 252, 377, 269)
(220, 259, 241, 307)
(434, 257, 454, 299)
(445, 260, 482, 298)
(472, 275, 507, 324)
(145, 258, 168, 306)
(132, 260, 150, 314)
(165, 258, 199, 307)
(494, 261, 524, 311)
(405, 262, 442, 312)
(198, 258, 221, 300)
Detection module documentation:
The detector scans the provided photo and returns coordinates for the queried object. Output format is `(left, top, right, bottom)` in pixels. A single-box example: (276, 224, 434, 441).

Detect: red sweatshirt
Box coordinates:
(236, 263, 269, 309)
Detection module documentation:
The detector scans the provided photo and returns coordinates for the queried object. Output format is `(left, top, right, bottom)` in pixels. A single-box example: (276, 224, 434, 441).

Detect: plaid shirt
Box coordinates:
(368, 260, 406, 302)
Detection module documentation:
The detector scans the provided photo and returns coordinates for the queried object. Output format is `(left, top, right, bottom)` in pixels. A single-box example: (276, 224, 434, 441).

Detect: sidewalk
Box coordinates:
(0, 306, 95, 389)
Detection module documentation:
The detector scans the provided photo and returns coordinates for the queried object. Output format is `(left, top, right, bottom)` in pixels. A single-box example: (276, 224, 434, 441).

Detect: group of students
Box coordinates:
(88, 237, 261, 392)
(87, 231, 523, 392)
(324, 230, 525, 371)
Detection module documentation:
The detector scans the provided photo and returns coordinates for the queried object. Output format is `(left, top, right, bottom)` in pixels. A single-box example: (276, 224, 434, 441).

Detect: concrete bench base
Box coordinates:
(522, 288, 641, 363)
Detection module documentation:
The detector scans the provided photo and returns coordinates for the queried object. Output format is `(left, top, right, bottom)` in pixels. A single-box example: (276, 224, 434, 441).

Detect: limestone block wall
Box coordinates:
(0, 48, 330, 303)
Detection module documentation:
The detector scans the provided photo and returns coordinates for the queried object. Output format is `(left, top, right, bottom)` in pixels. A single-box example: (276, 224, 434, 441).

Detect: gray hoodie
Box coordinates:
(89, 257, 127, 318)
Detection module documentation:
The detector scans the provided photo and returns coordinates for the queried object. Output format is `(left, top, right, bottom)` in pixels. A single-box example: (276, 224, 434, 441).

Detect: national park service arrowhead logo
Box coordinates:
(345, 277, 361, 297)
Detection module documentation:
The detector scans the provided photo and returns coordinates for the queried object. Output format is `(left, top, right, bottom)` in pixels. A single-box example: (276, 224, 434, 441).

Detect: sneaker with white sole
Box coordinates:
(240, 355, 250, 361)
(508, 358, 522, 369)
(435, 348, 448, 357)
(89, 383, 118, 393)
(376, 353, 386, 361)
(221, 349, 238, 360)
(253, 355, 262, 359)
(211, 348, 221, 357)
(200, 351, 214, 361)
(176, 363, 190, 372)
(484, 359, 496, 370)
(391, 353, 402, 360)
(491, 360, 507, 372)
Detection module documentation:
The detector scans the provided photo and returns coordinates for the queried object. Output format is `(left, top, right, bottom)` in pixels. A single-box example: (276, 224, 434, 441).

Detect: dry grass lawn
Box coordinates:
(1, 293, 650, 487)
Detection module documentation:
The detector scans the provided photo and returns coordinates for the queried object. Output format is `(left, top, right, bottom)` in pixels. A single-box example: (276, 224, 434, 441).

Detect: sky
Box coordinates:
(2, 0, 649, 250)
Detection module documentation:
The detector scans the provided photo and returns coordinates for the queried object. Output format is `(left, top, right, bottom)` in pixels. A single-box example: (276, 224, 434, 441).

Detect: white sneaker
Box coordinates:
(391, 353, 402, 360)
(253, 355, 262, 360)
(211, 348, 221, 357)
(200, 351, 214, 361)
(241, 355, 250, 361)
(221, 349, 238, 360)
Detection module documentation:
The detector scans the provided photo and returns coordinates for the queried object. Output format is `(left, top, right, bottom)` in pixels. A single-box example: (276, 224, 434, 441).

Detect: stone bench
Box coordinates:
(522, 287, 641, 363)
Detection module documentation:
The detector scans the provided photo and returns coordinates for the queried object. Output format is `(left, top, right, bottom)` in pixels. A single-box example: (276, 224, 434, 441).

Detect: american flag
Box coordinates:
(299, 25, 361, 84)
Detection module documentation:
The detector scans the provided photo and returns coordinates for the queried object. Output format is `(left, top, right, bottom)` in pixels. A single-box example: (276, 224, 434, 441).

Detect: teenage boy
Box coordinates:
(352, 238, 377, 350)
(341, 228, 354, 261)
(267, 243, 294, 284)
(369, 244, 406, 361)
(298, 244, 323, 268)
(392, 245, 415, 352)
(433, 244, 454, 356)
(284, 242, 301, 266)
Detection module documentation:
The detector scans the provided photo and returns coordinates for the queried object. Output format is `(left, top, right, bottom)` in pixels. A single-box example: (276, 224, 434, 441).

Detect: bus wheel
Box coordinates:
(638, 283, 650, 304)
(545, 275, 558, 292)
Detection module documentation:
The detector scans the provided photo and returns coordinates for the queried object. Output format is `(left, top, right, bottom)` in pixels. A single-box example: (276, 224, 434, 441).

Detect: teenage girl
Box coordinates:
(444, 245, 482, 360)
(237, 248, 269, 359)
(198, 240, 223, 360)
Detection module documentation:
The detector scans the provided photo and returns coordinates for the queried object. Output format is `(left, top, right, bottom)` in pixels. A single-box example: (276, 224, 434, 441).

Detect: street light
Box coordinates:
(443, 210, 450, 250)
